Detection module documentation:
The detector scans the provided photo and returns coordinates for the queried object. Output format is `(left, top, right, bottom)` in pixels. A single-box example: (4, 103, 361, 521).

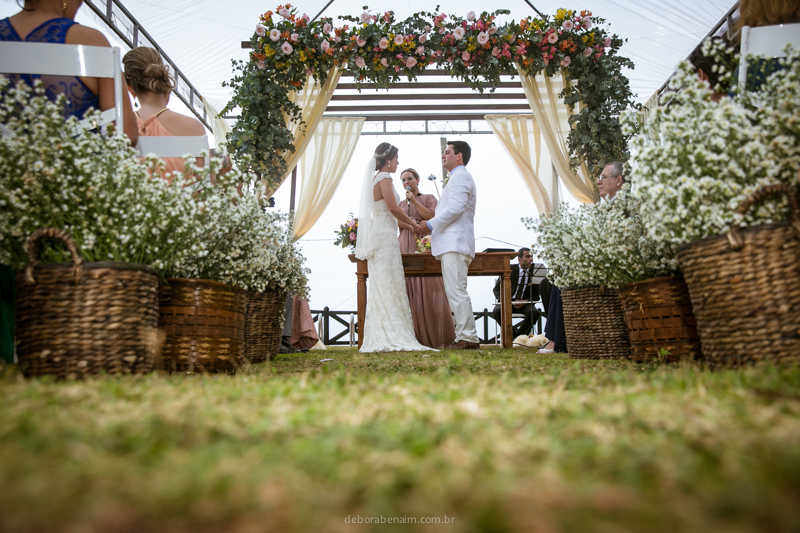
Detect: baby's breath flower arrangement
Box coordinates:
(525, 188, 679, 289)
(0, 80, 208, 272)
(623, 47, 800, 247)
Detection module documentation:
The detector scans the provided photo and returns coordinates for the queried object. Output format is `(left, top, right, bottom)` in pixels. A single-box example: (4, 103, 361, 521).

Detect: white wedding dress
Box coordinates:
(359, 172, 433, 353)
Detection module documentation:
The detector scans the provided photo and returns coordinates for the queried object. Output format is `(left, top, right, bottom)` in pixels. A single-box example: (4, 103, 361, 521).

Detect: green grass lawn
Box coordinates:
(2, 347, 800, 532)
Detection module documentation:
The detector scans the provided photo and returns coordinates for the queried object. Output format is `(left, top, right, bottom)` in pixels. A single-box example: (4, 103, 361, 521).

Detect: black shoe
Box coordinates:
(279, 338, 302, 354)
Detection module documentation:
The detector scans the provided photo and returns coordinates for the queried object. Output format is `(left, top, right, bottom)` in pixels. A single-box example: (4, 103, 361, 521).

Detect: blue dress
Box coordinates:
(0, 17, 100, 119)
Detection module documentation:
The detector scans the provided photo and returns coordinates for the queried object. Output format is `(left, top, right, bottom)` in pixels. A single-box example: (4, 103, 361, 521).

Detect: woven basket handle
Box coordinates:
(727, 184, 800, 251)
(24, 228, 83, 285)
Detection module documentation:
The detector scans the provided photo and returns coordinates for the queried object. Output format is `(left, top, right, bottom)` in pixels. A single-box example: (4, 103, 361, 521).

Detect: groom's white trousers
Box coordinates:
(439, 252, 480, 343)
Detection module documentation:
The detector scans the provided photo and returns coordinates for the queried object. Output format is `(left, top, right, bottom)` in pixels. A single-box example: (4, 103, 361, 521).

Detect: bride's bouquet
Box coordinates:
(416, 235, 432, 253)
(333, 214, 358, 252)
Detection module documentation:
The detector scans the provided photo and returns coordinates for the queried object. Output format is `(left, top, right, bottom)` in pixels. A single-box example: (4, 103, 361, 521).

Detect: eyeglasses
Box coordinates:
(597, 174, 620, 181)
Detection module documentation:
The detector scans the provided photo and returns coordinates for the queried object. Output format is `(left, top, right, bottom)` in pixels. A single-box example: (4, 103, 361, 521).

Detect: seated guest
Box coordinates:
(122, 46, 206, 182)
(0, 0, 138, 143)
(689, 38, 730, 103)
(597, 162, 625, 200)
(538, 277, 566, 354)
(492, 247, 540, 338)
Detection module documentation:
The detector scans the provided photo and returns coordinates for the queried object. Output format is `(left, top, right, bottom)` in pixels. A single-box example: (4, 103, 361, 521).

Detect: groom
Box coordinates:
(415, 141, 480, 350)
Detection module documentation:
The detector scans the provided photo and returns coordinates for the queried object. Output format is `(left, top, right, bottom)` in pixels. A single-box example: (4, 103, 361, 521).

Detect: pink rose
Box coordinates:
(424, 25, 431, 32)
(379, 37, 389, 49)
(562, 20, 574, 31)
(301, 13, 310, 24)
(278, 7, 290, 18)
(477, 31, 489, 45)
(438, 27, 445, 35)
(419, 34, 428, 44)
(323, 22, 332, 33)
(381, 57, 388, 66)
(355, 56, 366, 68)
(321, 40, 330, 51)
(394, 34, 404, 45)
(453, 27, 465, 40)
(290, 33, 299, 41)
(547, 32, 558, 44)
(491, 46, 500, 57)
(269, 28, 280, 41)
(349, 232, 356, 241)
(281, 41, 293, 55)
(583, 19, 592, 30)
(488, 24, 497, 35)
(416, 46, 425, 55)
(604, 37, 611, 47)
(360, 11, 370, 23)
(462, 51, 470, 62)
(257, 60, 265, 70)
(334, 35, 341, 43)
(406, 56, 417, 68)
(356, 36, 366, 47)
(583, 47, 593, 57)
(467, 10, 476, 21)
(560, 57, 571, 67)
(255, 24, 266, 37)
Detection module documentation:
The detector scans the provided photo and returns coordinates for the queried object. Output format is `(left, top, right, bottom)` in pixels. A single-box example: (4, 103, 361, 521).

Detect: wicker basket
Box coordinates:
(244, 290, 285, 363)
(618, 276, 702, 363)
(158, 278, 247, 374)
(676, 184, 800, 368)
(15, 228, 159, 379)
(561, 285, 630, 359)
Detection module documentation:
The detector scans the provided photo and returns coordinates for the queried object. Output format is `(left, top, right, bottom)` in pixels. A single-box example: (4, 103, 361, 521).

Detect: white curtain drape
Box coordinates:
(485, 114, 560, 215)
(292, 116, 365, 239)
(516, 66, 598, 204)
(201, 97, 231, 152)
(269, 65, 342, 196)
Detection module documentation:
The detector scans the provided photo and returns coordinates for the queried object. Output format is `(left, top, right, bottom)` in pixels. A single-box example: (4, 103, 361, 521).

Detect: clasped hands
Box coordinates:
(413, 221, 431, 236)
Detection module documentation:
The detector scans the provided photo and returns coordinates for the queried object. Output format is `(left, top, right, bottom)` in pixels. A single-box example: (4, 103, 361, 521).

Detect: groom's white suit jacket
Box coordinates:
(429, 165, 476, 259)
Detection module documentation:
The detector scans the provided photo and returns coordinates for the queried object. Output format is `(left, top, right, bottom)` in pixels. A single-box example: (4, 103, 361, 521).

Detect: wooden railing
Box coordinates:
(311, 307, 544, 346)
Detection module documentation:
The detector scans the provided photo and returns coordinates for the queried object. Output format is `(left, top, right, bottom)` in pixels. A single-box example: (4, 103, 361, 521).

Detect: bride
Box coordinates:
(356, 143, 434, 353)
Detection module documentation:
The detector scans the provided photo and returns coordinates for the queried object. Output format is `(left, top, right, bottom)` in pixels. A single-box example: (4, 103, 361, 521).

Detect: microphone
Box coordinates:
(405, 185, 412, 206)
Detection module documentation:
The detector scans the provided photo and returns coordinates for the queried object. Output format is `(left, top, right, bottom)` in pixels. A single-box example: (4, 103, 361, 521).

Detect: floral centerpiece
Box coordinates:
(416, 235, 432, 253)
(623, 44, 800, 247)
(333, 214, 358, 252)
(223, 4, 637, 187)
(524, 187, 679, 289)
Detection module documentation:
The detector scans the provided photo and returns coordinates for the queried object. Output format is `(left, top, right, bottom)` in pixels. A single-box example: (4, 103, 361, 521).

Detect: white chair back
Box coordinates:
(0, 41, 124, 134)
(739, 23, 800, 90)
(136, 134, 210, 194)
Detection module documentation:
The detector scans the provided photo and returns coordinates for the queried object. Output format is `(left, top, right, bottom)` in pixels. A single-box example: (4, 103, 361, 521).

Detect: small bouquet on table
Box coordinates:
(334, 214, 358, 253)
(416, 235, 432, 254)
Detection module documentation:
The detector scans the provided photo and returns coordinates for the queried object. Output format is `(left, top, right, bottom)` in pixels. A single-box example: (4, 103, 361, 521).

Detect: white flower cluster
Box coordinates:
(0, 80, 309, 296)
(622, 47, 800, 246)
(525, 187, 679, 289)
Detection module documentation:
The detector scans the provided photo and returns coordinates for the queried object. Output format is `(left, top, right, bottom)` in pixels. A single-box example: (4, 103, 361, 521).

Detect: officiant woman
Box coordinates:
(397, 168, 456, 348)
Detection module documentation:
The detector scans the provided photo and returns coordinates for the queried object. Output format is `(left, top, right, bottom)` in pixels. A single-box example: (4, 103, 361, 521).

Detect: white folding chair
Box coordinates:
(738, 23, 800, 90)
(136, 134, 210, 193)
(0, 41, 124, 135)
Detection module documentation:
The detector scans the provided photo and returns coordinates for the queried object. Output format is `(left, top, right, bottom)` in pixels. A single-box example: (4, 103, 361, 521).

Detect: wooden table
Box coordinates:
(348, 252, 518, 348)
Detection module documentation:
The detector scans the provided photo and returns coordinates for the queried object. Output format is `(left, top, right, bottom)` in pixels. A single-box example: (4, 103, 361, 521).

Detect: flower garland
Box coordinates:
(223, 5, 637, 186)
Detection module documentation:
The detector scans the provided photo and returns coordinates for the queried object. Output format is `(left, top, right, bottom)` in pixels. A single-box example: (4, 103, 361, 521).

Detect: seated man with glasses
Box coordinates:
(597, 162, 625, 200)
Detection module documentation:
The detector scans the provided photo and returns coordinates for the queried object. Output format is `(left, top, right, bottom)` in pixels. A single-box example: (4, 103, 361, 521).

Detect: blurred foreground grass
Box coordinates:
(2, 347, 800, 532)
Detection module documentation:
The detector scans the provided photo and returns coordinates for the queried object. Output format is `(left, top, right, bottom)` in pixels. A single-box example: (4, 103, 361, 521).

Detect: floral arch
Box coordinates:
(222, 5, 638, 205)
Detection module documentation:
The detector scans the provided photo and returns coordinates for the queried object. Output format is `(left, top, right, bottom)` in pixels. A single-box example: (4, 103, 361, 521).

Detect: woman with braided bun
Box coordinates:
(122, 46, 206, 182)
(355, 143, 435, 353)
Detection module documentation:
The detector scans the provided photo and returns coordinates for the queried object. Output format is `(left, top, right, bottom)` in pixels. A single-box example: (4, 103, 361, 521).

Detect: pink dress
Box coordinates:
(398, 194, 457, 348)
